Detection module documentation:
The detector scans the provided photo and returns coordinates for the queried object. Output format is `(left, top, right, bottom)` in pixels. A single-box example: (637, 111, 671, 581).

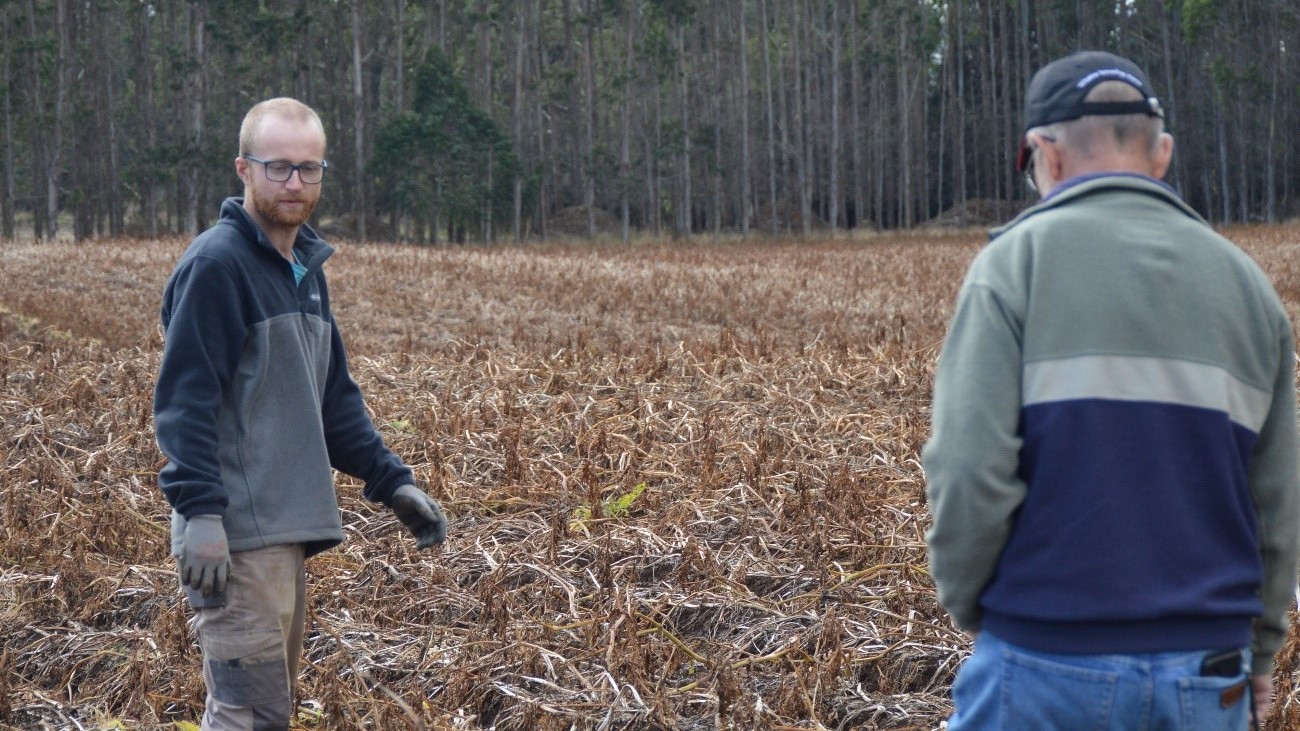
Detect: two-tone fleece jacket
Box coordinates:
(154, 197, 413, 559)
(922, 175, 1300, 675)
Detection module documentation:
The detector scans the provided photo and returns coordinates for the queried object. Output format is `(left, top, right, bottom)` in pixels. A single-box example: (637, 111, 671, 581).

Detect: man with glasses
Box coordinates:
(154, 97, 449, 730)
(924, 51, 1298, 729)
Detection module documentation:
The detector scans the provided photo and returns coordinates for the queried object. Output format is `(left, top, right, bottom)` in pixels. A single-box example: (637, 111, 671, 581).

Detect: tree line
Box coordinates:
(0, 0, 1296, 243)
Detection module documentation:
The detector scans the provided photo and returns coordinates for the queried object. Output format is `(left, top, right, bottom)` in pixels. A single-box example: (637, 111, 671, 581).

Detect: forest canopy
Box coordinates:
(0, 0, 1295, 242)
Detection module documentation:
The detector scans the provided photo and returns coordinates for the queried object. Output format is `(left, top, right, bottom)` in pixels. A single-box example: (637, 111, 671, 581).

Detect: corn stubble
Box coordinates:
(2, 226, 1298, 730)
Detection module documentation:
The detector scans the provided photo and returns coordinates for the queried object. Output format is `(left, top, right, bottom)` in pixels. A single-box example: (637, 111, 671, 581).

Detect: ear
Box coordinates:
(1150, 132, 1174, 180)
(235, 156, 250, 187)
(1036, 133, 1066, 184)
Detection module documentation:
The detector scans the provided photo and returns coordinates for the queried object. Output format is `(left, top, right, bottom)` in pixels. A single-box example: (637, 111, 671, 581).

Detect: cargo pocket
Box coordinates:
(181, 583, 227, 610)
(199, 628, 290, 709)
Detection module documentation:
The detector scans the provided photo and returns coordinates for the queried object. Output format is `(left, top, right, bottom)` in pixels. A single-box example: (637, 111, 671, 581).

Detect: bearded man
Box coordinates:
(153, 97, 448, 730)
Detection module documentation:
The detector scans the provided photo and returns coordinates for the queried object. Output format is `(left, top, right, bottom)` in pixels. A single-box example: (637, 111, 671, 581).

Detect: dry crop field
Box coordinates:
(2, 225, 1300, 730)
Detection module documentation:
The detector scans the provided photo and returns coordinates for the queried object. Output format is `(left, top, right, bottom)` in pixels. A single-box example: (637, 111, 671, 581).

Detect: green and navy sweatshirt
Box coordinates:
(155, 197, 413, 558)
(923, 175, 1300, 675)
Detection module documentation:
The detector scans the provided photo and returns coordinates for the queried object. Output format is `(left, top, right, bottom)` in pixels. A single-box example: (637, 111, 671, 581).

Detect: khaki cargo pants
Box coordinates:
(183, 544, 306, 731)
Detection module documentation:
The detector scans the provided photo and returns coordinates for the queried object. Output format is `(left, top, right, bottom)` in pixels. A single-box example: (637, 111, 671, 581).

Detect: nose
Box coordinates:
(283, 169, 305, 190)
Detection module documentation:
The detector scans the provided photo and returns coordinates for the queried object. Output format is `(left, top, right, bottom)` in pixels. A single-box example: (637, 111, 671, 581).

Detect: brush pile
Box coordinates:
(2, 227, 1299, 730)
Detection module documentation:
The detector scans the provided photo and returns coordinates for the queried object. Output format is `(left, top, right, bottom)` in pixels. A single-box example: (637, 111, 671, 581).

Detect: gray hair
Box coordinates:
(1029, 80, 1164, 160)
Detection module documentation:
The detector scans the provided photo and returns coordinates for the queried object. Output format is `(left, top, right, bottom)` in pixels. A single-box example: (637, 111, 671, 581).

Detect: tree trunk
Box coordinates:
(562, 0, 579, 222)
(481, 0, 495, 242)
(759, 0, 778, 235)
(583, 0, 597, 238)
(974, 3, 992, 204)
(651, 81, 662, 237)
(869, 16, 883, 229)
(437, 0, 446, 51)
(387, 0, 404, 238)
(72, 0, 94, 241)
(738, 0, 751, 237)
(48, 0, 68, 239)
(182, 0, 205, 236)
(484, 145, 494, 243)
(534, 0, 548, 240)
(24, 0, 50, 239)
(620, 0, 636, 242)
(513, 2, 525, 240)
(710, 8, 723, 235)
(828, 0, 840, 232)
(790, 1, 808, 235)
(849, 1, 863, 228)
(936, 30, 947, 221)
(1263, 22, 1279, 223)
(135, 3, 157, 238)
(1215, 102, 1230, 223)
(801, 0, 816, 231)
(899, 26, 912, 227)
(352, 0, 367, 241)
(92, 0, 122, 237)
(1159, 5, 1181, 193)
(678, 27, 691, 238)
(955, 3, 968, 221)
(0, 16, 14, 239)
(1236, 81, 1248, 224)
(394, 0, 404, 112)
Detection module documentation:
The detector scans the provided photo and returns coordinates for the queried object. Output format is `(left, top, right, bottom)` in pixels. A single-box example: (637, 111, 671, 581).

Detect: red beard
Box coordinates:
(251, 189, 318, 228)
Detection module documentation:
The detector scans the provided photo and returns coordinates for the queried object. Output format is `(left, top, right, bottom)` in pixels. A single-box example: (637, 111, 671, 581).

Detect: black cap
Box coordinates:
(1016, 51, 1164, 171)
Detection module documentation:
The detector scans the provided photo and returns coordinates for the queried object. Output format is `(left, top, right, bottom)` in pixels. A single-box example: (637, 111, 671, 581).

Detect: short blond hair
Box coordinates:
(238, 98, 326, 156)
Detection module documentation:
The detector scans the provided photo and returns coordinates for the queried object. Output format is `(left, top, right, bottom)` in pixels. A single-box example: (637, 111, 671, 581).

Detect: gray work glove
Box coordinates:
(179, 514, 231, 597)
(389, 484, 448, 549)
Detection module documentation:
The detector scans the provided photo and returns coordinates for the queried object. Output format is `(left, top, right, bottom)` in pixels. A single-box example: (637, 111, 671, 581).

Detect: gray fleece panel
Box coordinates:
(172, 312, 345, 555)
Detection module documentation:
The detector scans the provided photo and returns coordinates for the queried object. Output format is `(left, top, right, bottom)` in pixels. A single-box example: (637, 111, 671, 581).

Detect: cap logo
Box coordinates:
(1075, 68, 1143, 89)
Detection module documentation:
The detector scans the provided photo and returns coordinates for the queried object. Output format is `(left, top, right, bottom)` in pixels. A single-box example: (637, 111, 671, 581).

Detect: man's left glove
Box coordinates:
(389, 484, 448, 549)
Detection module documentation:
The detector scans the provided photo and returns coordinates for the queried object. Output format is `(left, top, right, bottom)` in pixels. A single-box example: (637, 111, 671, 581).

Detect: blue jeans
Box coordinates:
(947, 631, 1251, 731)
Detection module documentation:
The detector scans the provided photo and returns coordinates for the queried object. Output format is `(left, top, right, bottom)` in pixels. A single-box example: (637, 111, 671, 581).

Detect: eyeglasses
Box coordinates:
(244, 155, 328, 184)
(1023, 147, 1041, 194)
(1017, 132, 1056, 195)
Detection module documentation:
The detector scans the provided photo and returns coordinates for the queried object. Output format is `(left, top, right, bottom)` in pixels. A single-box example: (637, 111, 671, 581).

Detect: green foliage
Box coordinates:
(371, 48, 523, 238)
(1180, 0, 1220, 39)
(569, 482, 649, 533)
(606, 481, 648, 517)
(646, 0, 696, 24)
(296, 704, 324, 726)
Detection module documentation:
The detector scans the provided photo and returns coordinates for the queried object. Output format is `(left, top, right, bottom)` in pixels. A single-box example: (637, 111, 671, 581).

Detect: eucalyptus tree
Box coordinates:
(0, 0, 1294, 242)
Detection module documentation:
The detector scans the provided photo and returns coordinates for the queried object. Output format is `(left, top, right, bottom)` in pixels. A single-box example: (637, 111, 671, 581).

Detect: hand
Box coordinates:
(180, 514, 231, 597)
(389, 485, 448, 549)
(1250, 673, 1273, 727)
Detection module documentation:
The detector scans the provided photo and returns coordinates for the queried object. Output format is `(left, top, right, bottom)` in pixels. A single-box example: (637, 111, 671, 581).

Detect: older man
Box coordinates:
(924, 51, 1298, 729)
(154, 97, 448, 730)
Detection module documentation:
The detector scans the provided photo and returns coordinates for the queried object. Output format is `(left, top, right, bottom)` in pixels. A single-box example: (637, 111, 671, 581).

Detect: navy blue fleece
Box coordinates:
(155, 198, 412, 556)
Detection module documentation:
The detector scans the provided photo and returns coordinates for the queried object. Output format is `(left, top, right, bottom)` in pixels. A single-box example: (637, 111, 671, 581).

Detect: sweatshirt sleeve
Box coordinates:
(154, 255, 248, 519)
(1246, 324, 1300, 676)
(922, 275, 1028, 632)
(320, 315, 414, 506)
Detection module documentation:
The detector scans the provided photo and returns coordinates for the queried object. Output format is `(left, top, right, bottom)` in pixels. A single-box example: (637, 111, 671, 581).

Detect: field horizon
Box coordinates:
(3, 227, 1300, 730)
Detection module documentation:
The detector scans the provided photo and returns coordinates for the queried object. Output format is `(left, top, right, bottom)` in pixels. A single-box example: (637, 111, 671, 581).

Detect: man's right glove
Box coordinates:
(389, 485, 448, 549)
(179, 514, 231, 597)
